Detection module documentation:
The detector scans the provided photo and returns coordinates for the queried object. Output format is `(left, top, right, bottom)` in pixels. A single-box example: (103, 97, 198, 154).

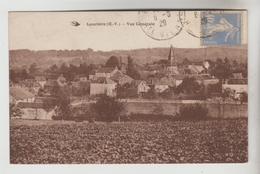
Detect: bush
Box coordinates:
(10, 102, 23, 118)
(239, 92, 248, 104)
(90, 94, 125, 122)
(177, 103, 209, 120)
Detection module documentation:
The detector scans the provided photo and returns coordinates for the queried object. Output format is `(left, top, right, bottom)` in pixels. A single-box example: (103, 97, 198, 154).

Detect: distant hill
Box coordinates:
(9, 45, 247, 69)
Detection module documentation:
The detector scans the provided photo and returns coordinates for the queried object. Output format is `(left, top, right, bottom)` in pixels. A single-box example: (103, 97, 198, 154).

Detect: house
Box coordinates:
(167, 66, 179, 74)
(232, 72, 244, 79)
(203, 59, 215, 71)
(222, 76, 247, 98)
(90, 78, 117, 96)
(16, 102, 56, 120)
(10, 86, 35, 104)
(159, 76, 176, 87)
(17, 78, 35, 89)
(118, 75, 134, 85)
(222, 84, 248, 96)
(154, 82, 169, 93)
(120, 63, 127, 74)
(135, 80, 151, 94)
(188, 65, 206, 74)
(57, 74, 66, 86)
(35, 76, 46, 87)
(91, 66, 121, 79)
(45, 74, 66, 86)
(43, 74, 67, 94)
(111, 71, 124, 82)
(74, 74, 88, 82)
(30, 82, 43, 94)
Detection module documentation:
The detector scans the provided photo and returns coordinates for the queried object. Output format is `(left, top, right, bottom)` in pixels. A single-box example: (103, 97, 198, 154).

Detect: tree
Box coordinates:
(10, 70, 18, 83)
(210, 58, 232, 84)
(115, 83, 138, 99)
(43, 97, 56, 114)
(178, 103, 209, 120)
(126, 55, 141, 80)
(141, 87, 158, 100)
(10, 102, 23, 118)
(72, 104, 95, 122)
(90, 94, 125, 122)
(105, 56, 120, 68)
(182, 58, 191, 66)
(176, 77, 201, 95)
(239, 92, 248, 104)
(28, 63, 38, 76)
(222, 87, 235, 101)
(48, 64, 59, 74)
(159, 88, 174, 99)
(152, 104, 164, 115)
(21, 69, 31, 79)
(48, 86, 71, 118)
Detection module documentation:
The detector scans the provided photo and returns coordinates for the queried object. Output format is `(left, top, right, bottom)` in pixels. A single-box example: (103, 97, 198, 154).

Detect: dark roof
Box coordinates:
(96, 67, 115, 73)
(119, 75, 134, 83)
(17, 102, 44, 109)
(170, 74, 187, 80)
(71, 81, 90, 86)
(191, 61, 203, 66)
(111, 71, 124, 81)
(147, 65, 164, 71)
(10, 86, 35, 100)
(44, 80, 60, 87)
(91, 78, 116, 84)
(76, 74, 87, 78)
(35, 76, 46, 81)
(44, 74, 60, 80)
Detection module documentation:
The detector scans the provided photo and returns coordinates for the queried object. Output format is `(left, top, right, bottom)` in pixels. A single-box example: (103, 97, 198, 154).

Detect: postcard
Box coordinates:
(9, 10, 247, 164)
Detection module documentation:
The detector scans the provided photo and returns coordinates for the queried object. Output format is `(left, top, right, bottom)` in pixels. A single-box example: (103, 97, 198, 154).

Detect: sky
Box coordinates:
(9, 11, 247, 51)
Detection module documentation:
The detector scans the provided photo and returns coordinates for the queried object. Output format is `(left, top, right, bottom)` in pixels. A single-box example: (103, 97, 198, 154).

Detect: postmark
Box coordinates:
(178, 11, 212, 38)
(138, 11, 183, 41)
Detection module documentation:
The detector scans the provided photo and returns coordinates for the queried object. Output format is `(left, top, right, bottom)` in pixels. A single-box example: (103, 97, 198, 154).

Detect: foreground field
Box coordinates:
(10, 119, 247, 164)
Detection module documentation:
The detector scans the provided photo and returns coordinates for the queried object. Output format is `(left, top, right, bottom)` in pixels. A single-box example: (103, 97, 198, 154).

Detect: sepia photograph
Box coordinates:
(9, 10, 248, 164)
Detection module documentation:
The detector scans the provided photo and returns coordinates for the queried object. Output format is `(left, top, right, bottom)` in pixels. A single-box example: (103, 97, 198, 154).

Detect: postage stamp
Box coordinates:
(201, 12, 242, 46)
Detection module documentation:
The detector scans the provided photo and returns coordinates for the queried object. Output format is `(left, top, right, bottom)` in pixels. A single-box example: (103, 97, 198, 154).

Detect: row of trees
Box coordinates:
(10, 55, 141, 83)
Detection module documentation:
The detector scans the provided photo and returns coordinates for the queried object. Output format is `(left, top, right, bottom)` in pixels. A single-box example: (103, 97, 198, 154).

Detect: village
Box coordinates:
(9, 45, 248, 120)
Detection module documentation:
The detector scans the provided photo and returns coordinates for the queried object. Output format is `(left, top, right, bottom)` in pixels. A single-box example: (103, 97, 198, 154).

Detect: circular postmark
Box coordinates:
(138, 11, 183, 41)
(179, 11, 214, 38)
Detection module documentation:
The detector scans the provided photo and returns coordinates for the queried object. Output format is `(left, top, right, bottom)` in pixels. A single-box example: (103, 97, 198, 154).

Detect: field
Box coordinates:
(10, 119, 248, 164)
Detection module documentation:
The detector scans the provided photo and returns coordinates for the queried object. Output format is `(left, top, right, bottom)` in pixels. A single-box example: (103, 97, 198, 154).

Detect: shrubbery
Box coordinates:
(177, 103, 210, 120)
(90, 94, 125, 122)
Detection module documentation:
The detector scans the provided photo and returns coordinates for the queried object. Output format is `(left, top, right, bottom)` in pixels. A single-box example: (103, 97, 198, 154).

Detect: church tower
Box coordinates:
(168, 45, 177, 66)
(167, 45, 178, 74)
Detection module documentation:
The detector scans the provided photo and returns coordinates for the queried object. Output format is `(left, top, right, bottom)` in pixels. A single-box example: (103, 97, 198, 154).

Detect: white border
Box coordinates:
(1, 0, 259, 174)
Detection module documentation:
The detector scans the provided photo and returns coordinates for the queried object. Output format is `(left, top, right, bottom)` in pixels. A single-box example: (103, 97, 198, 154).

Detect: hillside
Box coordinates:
(9, 45, 247, 69)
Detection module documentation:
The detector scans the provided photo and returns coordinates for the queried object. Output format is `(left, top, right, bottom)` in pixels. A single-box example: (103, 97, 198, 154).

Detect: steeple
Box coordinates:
(168, 45, 177, 66)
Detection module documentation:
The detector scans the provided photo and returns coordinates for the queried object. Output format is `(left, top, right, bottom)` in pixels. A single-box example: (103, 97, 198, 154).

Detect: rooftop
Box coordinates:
(35, 76, 46, 81)
(17, 102, 44, 109)
(10, 86, 35, 100)
(96, 67, 116, 73)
